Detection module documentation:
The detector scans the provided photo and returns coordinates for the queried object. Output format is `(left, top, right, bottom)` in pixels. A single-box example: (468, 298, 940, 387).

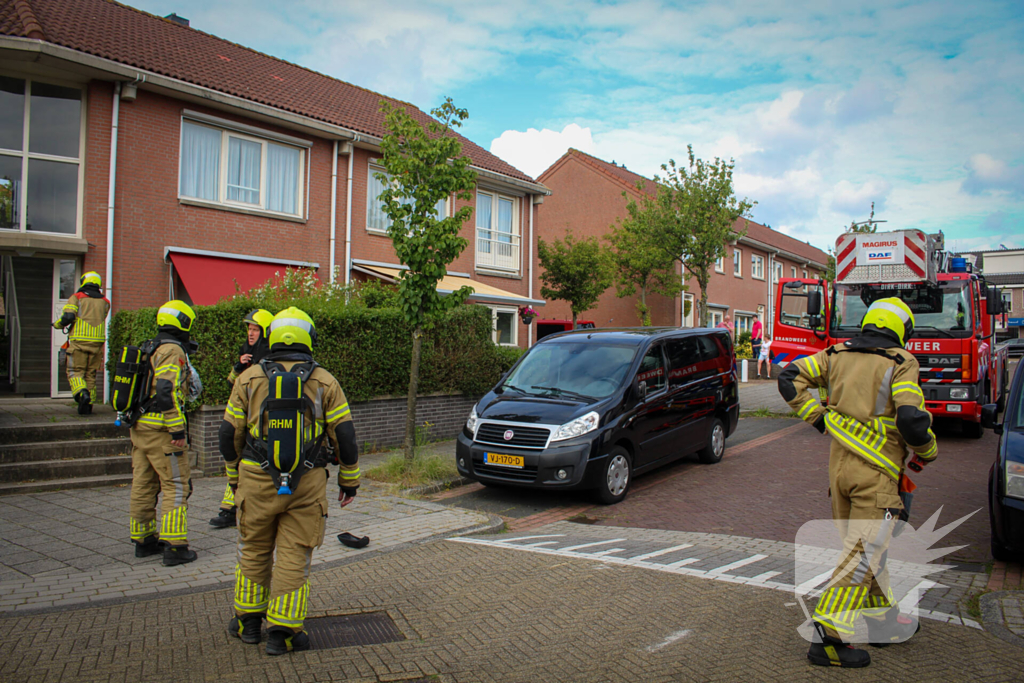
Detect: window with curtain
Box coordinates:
(751, 254, 764, 279)
(366, 164, 445, 233)
(476, 190, 520, 272)
(0, 77, 83, 235)
(733, 248, 742, 276)
(178, 120, 304, 217)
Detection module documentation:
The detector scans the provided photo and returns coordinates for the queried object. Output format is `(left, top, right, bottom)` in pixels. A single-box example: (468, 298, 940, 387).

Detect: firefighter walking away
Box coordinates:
(53, 271, 110, 414)
(219, 307, 360, 655)
(778, 297, 937, 668)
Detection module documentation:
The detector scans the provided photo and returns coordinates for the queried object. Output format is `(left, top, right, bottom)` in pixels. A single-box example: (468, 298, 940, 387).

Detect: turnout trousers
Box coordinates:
(813, 445, 903, 640)
(67, 339, 103, 398)
(128, 428, 192, 547)
(219, 463, 238, 511)
(234, 464, 328, 633)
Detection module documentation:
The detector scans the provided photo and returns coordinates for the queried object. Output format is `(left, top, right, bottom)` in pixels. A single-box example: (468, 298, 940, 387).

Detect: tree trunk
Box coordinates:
(403, 325, 423, 463)
(572, 311, 578, 329)
(640, 287, 649, 326)
(698, 278, 710, 327)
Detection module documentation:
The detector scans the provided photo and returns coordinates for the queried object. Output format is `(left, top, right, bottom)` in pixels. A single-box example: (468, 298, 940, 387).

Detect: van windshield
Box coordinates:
(503, 343, 637, 400)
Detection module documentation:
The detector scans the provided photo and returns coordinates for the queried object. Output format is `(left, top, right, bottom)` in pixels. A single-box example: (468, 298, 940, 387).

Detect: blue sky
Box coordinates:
(128, 0, 1024, 253)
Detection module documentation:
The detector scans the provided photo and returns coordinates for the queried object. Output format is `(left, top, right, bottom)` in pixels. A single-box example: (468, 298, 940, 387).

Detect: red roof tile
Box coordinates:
(542, 148, 830, 266)
(4, 0, 535, 184)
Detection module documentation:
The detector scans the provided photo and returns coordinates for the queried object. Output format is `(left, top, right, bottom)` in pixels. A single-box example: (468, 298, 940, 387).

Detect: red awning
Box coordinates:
(168, 252, 304, 306)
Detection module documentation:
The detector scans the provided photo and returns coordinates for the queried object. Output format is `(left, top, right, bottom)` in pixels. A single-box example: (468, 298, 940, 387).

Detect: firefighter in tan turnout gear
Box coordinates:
(129, 300, 200, 567)
(210, 308, 273, 530)
(778, 297, 938, 668)
(219, 307, 360, 656)
(53, 271, 110, 415)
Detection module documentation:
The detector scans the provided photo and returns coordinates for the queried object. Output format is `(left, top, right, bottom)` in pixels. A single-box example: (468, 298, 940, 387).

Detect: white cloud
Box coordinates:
(962, 154, 1024, 195)
(830, 179, 892, 215)
(490, 124, 595, 179)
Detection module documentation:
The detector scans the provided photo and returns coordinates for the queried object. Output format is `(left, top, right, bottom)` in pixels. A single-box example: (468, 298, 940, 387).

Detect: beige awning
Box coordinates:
(353, 264, 545, 307)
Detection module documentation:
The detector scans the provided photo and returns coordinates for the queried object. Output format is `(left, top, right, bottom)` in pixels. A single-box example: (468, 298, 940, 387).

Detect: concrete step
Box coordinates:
(0, 472, 135, 496)
(0, 437, 130, 463)
(0, 454, 132, 483)
(0, 421, 128, 445)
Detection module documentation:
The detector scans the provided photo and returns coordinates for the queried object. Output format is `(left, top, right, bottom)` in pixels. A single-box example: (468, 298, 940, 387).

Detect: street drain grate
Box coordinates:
(305, 612, 405, 650)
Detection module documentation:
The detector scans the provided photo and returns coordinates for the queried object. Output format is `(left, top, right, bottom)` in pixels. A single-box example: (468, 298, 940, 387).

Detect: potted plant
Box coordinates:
(519, 305, 537, 325)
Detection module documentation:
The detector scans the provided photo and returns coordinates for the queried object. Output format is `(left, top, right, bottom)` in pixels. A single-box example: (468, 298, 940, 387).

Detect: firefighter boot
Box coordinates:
(229, 614, 264, 644)
(163, 544, 198, 566)
(807, 625, 870, 669)
(77, 389, 91, 415)
(867, 609, 921, 647)
(209, 507, 237, 528)
(265, 627, 311, 656)
(134, 535, 164, 558)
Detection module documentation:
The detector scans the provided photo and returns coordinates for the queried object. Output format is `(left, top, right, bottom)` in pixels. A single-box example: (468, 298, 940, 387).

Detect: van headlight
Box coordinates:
(552, 411, 600, 442)
(950, 388, 969, 400)
(466, 406, 478, 434)
(1007, 462, 1024, 500)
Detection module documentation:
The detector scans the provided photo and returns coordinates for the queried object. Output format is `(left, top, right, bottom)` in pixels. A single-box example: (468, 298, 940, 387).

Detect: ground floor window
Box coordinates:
(736, 314, 753, 336)
(485, 305, 518, 346)
(683, 293, 695, 327)
(710, 310, 724, 327)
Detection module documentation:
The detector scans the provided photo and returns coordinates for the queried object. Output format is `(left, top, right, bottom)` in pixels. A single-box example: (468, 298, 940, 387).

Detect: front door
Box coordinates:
(51, 259, 78, 397)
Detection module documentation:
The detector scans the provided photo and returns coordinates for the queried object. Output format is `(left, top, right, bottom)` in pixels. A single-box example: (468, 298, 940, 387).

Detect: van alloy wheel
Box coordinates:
(607, 455, 629, 496)
(594, 446, 632, 505)
(698, 418, 726, 464)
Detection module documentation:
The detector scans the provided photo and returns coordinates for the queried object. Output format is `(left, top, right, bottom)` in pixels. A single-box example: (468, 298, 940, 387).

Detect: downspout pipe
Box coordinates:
(329, 140, 338, 282)
(343, 141, 355, 285)
(528, 195, 534, 348)
(103, 81, 121, 401)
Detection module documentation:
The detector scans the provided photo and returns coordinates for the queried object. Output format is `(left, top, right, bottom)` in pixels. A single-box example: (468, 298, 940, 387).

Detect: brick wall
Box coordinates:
(187, 392, 479, 476)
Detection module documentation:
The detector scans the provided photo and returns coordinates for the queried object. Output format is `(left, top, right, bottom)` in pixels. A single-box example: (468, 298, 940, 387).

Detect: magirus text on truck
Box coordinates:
(772, 229, 1010, 438)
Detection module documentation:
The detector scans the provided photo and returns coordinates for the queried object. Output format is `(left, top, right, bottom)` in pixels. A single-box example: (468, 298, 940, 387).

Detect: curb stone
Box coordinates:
(403, 476, 473, 497)
(980, 591, 1024, 648)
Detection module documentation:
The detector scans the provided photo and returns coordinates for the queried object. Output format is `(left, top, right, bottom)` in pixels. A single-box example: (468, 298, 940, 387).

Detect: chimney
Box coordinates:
(165, 13, 190, 27)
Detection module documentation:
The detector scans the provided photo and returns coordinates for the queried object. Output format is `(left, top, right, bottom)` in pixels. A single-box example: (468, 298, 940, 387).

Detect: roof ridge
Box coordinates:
(568, 149, 653, 196)
(13, 0, 45, 39)
(101, 0, 420, 112)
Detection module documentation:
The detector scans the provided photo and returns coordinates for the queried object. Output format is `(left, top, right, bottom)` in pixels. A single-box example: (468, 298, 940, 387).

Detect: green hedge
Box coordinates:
(108, 299, 518, 409)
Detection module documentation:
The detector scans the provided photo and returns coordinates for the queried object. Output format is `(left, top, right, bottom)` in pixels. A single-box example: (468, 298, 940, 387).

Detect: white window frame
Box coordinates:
(710, 310, 724, 327)
(366, 163, 448, 235)
(733, 248, 742, 277)
(682, 292, 695, 327)
(0, 75, 86, 237)
(803, 269, 808, 279)
(487, 304, 519, 346)
(714, 255, 725, 273)
(736, 314, 753, 336)
(751, 254, 764, 280)
(475, 189, 521, 275)
(178, 118, 307, 220)
(774, 262, 783, 282)
(791, 266, 797, 278)
(1003, 291, 1013, 313)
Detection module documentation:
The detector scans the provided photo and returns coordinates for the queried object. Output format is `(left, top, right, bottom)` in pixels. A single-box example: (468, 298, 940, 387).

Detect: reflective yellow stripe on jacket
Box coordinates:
(70, 317, 106, 342)
(824, 411, 901, 480)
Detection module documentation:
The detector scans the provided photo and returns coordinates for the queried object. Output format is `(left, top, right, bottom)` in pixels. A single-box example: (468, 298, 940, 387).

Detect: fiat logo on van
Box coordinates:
(504, 430, 514, 441)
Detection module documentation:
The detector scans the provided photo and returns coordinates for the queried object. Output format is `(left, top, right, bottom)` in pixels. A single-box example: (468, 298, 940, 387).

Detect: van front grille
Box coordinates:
(475, 423, 550, 449)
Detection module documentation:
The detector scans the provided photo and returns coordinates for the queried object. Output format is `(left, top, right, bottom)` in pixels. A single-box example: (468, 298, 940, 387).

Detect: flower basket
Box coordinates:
(519, 306, 537, 325)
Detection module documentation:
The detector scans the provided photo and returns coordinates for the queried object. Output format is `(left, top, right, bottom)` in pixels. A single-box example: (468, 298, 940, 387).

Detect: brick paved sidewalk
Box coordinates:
(0, 477, 495, 612)
(1, 536, 1022, 683)
(738, 378, 792, 414)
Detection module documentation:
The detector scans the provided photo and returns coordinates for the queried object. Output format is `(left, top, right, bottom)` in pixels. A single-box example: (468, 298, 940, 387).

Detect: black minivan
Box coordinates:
(455, 327, 740, 504)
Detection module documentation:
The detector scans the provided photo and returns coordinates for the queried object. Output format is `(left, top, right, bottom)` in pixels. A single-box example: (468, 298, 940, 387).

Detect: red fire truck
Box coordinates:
(772, 229, 1009, 438)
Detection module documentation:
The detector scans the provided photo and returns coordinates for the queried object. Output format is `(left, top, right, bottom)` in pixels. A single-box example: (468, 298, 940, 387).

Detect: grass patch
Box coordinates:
(741, 407, 799, 418)
(964, 588, 992, 620)
(363, 452, 459, 490)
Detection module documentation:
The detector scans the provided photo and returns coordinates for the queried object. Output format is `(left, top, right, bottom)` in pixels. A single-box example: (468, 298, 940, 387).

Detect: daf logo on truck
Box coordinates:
(864, 240, 898, 262)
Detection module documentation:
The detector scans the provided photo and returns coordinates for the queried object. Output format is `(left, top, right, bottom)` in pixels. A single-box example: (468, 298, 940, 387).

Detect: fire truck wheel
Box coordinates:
(962, 419, 984, 439)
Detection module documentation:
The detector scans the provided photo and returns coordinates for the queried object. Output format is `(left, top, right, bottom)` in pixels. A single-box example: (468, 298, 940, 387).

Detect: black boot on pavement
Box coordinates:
(134, 535, 164, 558)
(163, 544, 198, 566)
(807, 627, 870, 668)
(229, 614, 264, 644)
(209, 507, 237, 528)
(77, 389, 91, 415)
(265, 627, 311, 656)
(867, 609, 921, 647)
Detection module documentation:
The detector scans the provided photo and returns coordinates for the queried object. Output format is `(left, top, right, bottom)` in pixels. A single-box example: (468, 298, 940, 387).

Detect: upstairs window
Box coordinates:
(179, 119, 305, 217)
(367, 164, 446, 234)
(751, 254, 764, 279)
(476, 190, 519, 272)
(733, 248, 742, 276)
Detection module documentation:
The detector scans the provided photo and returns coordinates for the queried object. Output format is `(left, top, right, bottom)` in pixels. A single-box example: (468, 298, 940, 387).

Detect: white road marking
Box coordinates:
(706, 554, 768, 576)
(795, 570, 835, 593)
(501, 534, 566, 543)
(589, 548, 626, 557)
(664, 558, 700, 568)
(518, 541, 560, 548)
(784, 602, 798, 607)
(749, 571, 783, 583)
(559, 539, 627, 552)
(626, 544, 695, 562)
(645, 629, 693, 652)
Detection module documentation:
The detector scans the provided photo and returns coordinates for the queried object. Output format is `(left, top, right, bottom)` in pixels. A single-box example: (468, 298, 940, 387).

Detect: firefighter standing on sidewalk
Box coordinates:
(210, 308, 273, 530)
(778, 297, 938, 668)
(219, 307, 360, 655)
(129, 300, 199, 567)
(52, 271, 110, 415)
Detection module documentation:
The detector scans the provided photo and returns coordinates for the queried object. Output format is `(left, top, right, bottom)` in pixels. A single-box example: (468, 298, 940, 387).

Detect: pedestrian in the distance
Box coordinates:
(751, 317, 763, 360)
(757, 334, 772, 379)
(716, 314, 734, 333)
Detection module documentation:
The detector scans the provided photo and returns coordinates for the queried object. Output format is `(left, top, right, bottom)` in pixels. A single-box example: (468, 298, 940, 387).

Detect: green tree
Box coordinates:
(825, 250, 836, 281)
(653, 146, 754, 326)
(606, 184, 684, 325)
(538, 230, 614, 328)
(846, 201, 882, 233)
(376, 97, 477, 461)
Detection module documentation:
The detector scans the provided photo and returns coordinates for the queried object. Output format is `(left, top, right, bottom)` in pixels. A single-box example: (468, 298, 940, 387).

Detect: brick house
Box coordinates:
(535, 149, 829, 338)
(961, 249, 1024, 340)
(0, 0, 547, 397)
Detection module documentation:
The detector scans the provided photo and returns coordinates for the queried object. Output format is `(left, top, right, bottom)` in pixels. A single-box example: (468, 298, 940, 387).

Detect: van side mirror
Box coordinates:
(635, 379, 647, 401)
(982, 403, 1003, 434)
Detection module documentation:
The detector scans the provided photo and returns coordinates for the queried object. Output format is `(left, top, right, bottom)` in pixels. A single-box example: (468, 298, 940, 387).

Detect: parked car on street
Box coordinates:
(985, 361, 1024, 560)
(456, 327, 740, 504)
(536, 319, 596, 341)
(1005, 337, 1024, 359)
